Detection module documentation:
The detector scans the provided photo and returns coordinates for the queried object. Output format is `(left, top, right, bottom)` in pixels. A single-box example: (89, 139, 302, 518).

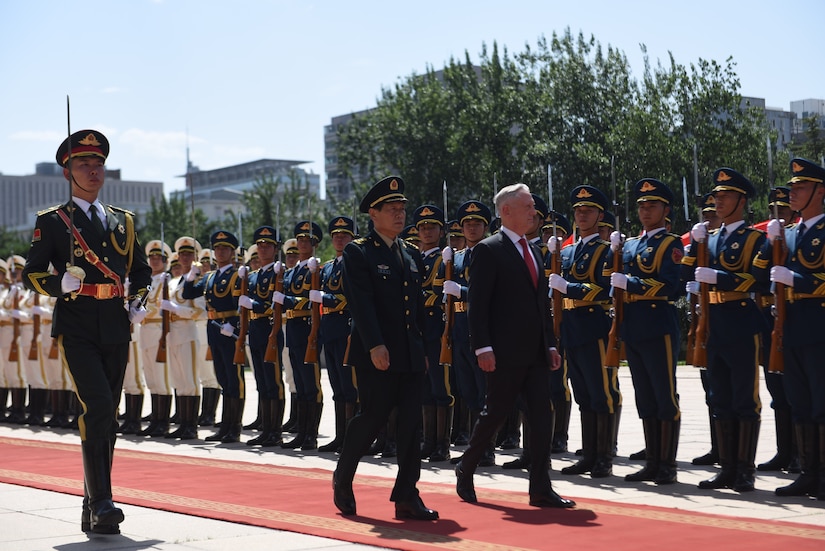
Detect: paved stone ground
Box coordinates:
(1, 365, 823, 550)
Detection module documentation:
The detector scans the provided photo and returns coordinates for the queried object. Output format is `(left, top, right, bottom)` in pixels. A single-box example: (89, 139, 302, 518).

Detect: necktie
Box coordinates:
(797, 222, 806, 241)
(90, 205, 106, 235)
(519, 237, 538, 288)
(718, 226, 728, 256)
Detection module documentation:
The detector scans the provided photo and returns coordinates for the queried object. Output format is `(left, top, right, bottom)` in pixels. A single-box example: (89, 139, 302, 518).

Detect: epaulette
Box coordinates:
(37, 204, 63, 216)
(354, 237, 368, 245)
(109, 205, 135, 216)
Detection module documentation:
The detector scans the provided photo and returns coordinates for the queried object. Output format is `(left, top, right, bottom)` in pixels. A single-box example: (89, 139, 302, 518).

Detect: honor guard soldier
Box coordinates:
(183, 230, 245, 443)
(753, 158, 825, 500)
(279, 238, 300, 432)
(334, 176, 438, 520)
(194, 248, 220, 426)
(161, 236, 206, 440)
(549, 186, 620, 478)
(401, 225, 421, 249)
(414, 205, 454, 462)
(443, 200, 494, 465)
(312, 216, 357, 453)
(136, 240, 173, 438)
(447, 220, 465, 250)
(684, 169, 767, 492)
(598, 211, 616, 241)
(238, 226, 285, 447)
(273, 220, 325, 450)
(757, 187, 800, 473)
(0, 260, 9, 420)
(541, 210, 571, 245)
(3, 256, 29, 424)
(246, 244, 260, 272)
(609, 178, 683, 485)
(23, 129, 152, 534)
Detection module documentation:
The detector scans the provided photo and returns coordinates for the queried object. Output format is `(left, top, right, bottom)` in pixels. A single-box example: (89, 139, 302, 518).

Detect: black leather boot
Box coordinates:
(498, 406, 521, 450)
(148, 394, 172, 438)
(281, 401, 307, 449)
(562, 410, 596, 475)
(261, 398, 285, 447)
(24, 388, 47, 426)
(198, 387, 220, 426)
(776, 423, 818, 496)
(205, 395, 231, 442)
(0, 387, 8, 421)
(247, 399, 273, 445)
(429, 405, 453, 462)
(136, 394, 161, 436)
(758, 408, 793, 471)
(243, 400, 263, 431)
(418, 404, 437, 459)
(692, 407, 719, 466)
(220, 397, 243, 443)
(625, 418, 660, 482)
(81, 439, 124, 534)
(551, 399, 571, 453)
(301, 401, 322, 451)
(45, 389, 69, 428)
(7, 388, 27, 424)
(733, 418, 759, 492)
(179, 395, 200, 440)
(655, 419, 680, 485)
(320, 401, 347, 452)
(282, 392, 298, 433)
(117, 394, 143, 434)
(699, 419, 736, 489)
(591, 412, 615, 478)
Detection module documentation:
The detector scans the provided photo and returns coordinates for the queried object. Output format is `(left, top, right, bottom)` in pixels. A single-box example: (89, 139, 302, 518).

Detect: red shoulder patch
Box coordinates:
(32, 228, 41, 242)
(672, 247, 684, 264)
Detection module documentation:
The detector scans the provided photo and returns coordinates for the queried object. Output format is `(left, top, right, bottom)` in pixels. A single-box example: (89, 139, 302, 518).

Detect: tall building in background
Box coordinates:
(170, 158, 320, 221)
(324, 109, 373, 203)
(790, 99, 825, 134)
(0, 162, 162, 236)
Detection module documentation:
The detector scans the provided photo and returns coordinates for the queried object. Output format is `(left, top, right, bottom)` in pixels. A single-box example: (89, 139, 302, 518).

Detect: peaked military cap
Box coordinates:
(199, 249, 213, 264)
(56, 129, 109, 167)
(328, 216, 356, 236)
(789, 157, 825, 185)
(711, 168, 754, 198)
(253, 225, 279, 245)
(145, 240, 172, 258)
(293, 220, 323, 244)
(174, 236, 202, 255)
(543, 210, 571, 236)
(245, 244, 258, 264)
(0, 258, 7, 275)
(401, 224, 420, 243)
(169, 252, 180, 268)
(456, 200, 492, 225)
(635, 178, 674, 204)
(360, 175, 407, 213)
(447, 219, 463, 237)
(700, 192, 717, 213)
(210, 230, 239, 249)
(6, 255, 25, 271)
(282, 238, 298, 255)
(599, 210, 616, 229)
(570, 185, 609, 211)
(413, 205, 445, 227)
(769, 187, 791, 208)
(531, 195, 549, 219)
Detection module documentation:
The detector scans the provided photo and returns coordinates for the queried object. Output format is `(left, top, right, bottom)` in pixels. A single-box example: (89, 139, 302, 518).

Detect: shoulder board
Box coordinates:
(660, 234, 679, 246)
(354, 237, 367, 245)
(109, 205, 135, 216)
(37, 204, 64, 216)
(743, 226, 765, 235)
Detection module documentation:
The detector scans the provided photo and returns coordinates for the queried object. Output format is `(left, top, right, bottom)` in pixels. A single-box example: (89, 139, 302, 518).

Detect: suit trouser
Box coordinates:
(59, 334, 128, 441)
(461, 357, 554, 497)
(337, 367, 425, 502)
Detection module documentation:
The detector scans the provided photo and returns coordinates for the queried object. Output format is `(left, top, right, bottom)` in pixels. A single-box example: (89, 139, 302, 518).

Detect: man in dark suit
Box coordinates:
(23, 129, 152, 534)
(455, 182, 575, 509)
(333, 176, 438, 521)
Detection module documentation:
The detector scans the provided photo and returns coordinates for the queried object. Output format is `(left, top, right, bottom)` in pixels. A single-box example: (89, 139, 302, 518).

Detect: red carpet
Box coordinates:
(1, 436, 824, 550)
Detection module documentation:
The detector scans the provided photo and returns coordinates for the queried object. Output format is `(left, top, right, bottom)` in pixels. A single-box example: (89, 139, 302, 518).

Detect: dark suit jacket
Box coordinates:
(468, 230, 556, 366)
(23, 202, 151, 345)
(342, 230, 426, 372)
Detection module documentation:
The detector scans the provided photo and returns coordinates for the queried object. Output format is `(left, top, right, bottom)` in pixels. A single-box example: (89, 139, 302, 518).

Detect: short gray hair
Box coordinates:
(493, 183, 530, 213)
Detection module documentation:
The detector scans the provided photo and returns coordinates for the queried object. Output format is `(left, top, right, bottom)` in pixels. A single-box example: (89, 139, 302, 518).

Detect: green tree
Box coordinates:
(0, 227, 33, 262)
(141, 195, 212, 248)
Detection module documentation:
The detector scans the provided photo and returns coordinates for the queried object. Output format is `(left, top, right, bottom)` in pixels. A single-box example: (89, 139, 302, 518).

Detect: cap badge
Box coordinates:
(639, 181, 657, 192)
(300, 222, 310, 231)
(78, 133, 101, 147)
(334, 218, 347, 227)
(260, 228, 273, 236)
(390, 179, 399, 191)
(792, 161, 804, 173)
(466, 203, 481, 212)
(577, 188, 593, 198)
(420, 207, 434, 216)
(717, 171, 732, 182)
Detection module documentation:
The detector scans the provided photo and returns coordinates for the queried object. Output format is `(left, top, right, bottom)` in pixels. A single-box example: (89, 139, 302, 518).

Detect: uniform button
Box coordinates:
(651, 304, 657, 309)
(103, 257, 109, 262)
(404, 282, 408, 287)
(102, 242, 107, 247)
(406, 310, 410, 315)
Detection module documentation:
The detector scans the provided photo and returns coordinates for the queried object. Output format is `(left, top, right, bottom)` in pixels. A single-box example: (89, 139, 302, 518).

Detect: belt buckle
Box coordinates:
(85, 249, 100, 264)
(562, 298, 575, 309)
(96, 284, 113, 299)
(707, 291, 720, 304)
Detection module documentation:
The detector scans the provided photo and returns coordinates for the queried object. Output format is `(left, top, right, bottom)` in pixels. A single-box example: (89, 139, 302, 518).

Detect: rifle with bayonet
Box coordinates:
(265, 205, 283, 365)
(547, 165, 563, 338)
(439, 180, 454, 366)
(8, 263, 20, 363)
(604, 171, 624, 371)
(234, 219, 250, 365)
(304, 198, 321, 364)
(28, 291, 40, 361)
(156, 226, 170, 363)
(768, 201, 787, 375)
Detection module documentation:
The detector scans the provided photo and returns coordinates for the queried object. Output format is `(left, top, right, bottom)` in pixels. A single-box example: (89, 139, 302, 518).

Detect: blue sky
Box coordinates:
(1, 0, 822, 202)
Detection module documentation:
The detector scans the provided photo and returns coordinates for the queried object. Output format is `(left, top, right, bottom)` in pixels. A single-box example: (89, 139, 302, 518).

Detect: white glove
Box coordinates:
(766, 219, 784, 242)
(160, 299, 178, 312)
(309, 290, 323, 304)
(770, 265, 796, 287)
(238, 265, 248, 278)
(61, 271, 81, 294)
(546, 237, 559, 254)
(308, 257, 319, 272)
(185, 265, 201, 282)
(128, 299, 147, 324)
(548, 273, 568, 294)
(238, 295, 254, 310)
(442, 280, 461, 298)
(272, 291, 286, 305)
(10, 310, 30, 321)
(31, 305, 52, 318)
(694, 267, 718, 284)
(442, 246, 453, 262)
(220, 322, 235, 337)
(691, 222, 708, 243)
(274, 261, 282, 274)
(610, 231, 625, 252)
(685, 281, 700, 296)
(610, 272, 628, 290)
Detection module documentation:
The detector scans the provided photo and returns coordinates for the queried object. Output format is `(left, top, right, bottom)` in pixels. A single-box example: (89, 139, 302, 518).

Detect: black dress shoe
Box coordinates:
(395, 496, 439, 520)
(529, 489, 576, 508)
(332, 471, 356, 515)
(501, 456, 530, 470)
(455, 462, 477, 503)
